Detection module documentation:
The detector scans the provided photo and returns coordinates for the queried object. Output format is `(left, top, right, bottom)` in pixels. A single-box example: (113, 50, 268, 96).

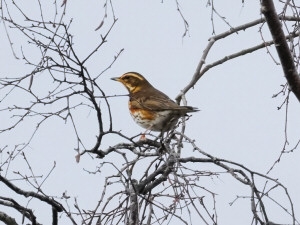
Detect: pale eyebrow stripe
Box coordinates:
(124, 73, 144, 80)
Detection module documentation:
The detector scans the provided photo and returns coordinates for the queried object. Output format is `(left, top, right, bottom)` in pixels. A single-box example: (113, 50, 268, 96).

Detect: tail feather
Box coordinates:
(181, 106, 200, 113)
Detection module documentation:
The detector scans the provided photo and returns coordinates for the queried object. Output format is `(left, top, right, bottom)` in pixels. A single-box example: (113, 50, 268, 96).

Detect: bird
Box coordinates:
(111, 72, 198, 139)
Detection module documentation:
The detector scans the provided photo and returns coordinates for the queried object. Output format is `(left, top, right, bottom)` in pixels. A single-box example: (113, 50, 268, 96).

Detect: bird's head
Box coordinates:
(111, 72, 151, 93)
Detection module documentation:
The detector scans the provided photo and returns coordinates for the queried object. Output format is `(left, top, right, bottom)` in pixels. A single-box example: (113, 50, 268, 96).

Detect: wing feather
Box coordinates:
(130, 89, 198, 112)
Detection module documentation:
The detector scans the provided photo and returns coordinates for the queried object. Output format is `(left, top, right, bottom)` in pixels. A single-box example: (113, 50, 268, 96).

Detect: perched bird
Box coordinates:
(111, 72, 198, 138)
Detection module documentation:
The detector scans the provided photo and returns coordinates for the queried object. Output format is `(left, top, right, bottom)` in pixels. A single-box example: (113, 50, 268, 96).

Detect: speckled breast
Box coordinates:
(128, 102, 179, 132)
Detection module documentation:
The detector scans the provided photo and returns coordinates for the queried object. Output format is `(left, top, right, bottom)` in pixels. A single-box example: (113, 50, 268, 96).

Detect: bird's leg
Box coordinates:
(140, 125, 153, 140)
(158, 131, 164, 142)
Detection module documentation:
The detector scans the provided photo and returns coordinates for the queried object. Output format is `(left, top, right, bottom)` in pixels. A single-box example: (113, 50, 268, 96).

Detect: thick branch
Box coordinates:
(138, 155, 176, 195)
(0, 175, 63, 212)
(128, 179, 139, 225)
(261, 0, 300, 102)
(0, 211, 18, 225)
(52, 207, 58, 225)
(84, 139, 161, 158)
(0, 198, 40, 225)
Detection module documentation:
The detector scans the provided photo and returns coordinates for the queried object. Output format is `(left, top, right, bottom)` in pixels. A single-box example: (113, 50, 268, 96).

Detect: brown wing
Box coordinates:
(130, 88, 198, 112)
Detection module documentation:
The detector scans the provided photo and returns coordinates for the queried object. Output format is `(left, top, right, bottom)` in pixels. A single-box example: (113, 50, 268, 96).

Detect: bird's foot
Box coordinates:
(140, 133, 146, 140)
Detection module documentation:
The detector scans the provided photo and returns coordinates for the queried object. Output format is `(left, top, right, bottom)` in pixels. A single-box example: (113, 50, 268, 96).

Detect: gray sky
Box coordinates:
(1, 1, 300, 224)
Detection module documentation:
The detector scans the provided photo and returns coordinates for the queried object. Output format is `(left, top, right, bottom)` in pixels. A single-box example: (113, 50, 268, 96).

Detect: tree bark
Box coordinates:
(261, 0, 300, 102)
(129, 179, 139, 225)
(0, 212, 18, 225)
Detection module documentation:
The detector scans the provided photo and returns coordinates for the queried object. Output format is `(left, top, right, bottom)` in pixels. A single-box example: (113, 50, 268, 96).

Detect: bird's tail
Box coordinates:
(182, 106, 200, 113)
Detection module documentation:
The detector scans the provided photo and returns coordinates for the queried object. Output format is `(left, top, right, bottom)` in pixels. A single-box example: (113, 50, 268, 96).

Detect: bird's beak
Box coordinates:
(111, 77, 120, 82)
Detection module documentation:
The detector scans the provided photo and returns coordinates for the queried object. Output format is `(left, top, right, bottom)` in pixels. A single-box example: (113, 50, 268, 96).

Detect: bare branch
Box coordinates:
(261, 0, 300, 102)
(176, 16, 300, 102)
(0, 174, 63, 212)
(0, 211, 18, 225)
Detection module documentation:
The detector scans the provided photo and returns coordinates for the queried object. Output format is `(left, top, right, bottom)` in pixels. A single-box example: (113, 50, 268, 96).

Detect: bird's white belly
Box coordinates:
(130, 110, 178, 131)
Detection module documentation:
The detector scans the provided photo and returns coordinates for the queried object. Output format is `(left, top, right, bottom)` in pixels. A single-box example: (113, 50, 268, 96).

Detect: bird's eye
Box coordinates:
(123, 76, 130, 80)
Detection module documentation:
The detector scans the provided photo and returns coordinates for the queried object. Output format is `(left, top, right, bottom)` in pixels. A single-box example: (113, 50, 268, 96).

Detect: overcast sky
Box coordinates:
(1, 1, 300, 224)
